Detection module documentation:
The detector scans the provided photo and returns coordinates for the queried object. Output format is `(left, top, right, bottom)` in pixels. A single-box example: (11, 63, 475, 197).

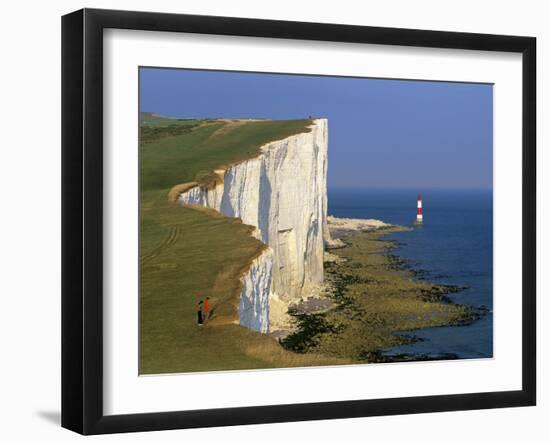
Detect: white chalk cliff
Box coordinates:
(238, 248, 273, 333)
(179, 119, 329, 333)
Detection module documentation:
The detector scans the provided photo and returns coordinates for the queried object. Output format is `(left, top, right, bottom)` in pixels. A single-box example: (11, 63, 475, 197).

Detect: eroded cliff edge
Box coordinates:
(178, 119, 329, 333)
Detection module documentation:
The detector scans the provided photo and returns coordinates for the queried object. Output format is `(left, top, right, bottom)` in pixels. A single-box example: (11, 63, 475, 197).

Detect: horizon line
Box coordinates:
(328, 186, 493, 192)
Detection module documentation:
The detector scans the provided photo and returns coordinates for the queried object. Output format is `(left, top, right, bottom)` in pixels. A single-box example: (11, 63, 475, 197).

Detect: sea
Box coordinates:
(327, 188, 493, 360)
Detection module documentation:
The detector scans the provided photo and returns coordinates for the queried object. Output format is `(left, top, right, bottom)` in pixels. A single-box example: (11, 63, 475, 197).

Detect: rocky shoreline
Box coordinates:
(279, 217, 485, 363)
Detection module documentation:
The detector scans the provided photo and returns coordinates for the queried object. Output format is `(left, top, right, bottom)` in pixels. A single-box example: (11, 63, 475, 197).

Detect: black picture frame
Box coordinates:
(62, 8, 536, 435)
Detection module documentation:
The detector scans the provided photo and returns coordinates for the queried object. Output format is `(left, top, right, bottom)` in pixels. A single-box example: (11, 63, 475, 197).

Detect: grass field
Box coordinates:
(139, 111, 202, 127)
(139, 115, 347, 374)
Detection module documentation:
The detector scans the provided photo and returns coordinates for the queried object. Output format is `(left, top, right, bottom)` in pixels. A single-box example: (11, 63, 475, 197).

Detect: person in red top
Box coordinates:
(203, 297, 210, 321)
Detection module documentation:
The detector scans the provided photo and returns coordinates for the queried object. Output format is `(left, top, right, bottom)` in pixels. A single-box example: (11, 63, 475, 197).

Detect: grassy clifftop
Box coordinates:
(139, 115, 343, 374)
(140, 114, 313, 189)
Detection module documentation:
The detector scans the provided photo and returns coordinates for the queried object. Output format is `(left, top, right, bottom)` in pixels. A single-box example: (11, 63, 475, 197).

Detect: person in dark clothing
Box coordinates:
(197, 300, 204, 326)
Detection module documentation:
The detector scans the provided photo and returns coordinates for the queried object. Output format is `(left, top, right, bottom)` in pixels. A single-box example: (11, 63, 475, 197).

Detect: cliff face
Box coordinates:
(238, 248, 273, 333)
(179, 119, 328, 332)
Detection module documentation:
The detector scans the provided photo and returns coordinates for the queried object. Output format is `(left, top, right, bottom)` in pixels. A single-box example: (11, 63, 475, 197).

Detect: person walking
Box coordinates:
(204, 297, 210, 321)
(197, 300, 204, 326)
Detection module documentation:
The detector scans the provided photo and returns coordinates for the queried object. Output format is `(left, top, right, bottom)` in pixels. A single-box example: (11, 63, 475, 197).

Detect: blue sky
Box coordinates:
(140, 68, 493, 191)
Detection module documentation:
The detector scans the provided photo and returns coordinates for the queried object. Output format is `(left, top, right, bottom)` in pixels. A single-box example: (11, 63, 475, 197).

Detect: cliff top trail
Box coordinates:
(139, 114, 344, 374)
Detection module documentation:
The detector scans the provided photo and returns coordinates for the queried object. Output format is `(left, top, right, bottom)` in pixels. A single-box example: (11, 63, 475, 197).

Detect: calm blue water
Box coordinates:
(328, 189, 493, 360)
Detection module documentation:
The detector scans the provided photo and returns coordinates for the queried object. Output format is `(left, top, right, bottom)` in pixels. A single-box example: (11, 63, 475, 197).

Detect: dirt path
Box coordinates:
(206, 120, 249, 140)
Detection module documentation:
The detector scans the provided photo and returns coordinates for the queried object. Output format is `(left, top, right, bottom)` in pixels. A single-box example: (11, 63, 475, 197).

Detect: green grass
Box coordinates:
(140, 203, 269, 373)
(139, 111, 203, 127)
(139, 117, 347, 374)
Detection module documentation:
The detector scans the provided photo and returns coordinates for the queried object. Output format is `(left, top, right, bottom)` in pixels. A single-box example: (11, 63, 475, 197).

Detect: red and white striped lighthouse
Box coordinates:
(416, 193, 423, 224)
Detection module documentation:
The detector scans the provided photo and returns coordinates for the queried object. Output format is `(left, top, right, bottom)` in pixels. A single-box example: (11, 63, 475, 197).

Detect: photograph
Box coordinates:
(138, 67, 494, 375)
(0, 0, 544, 439)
